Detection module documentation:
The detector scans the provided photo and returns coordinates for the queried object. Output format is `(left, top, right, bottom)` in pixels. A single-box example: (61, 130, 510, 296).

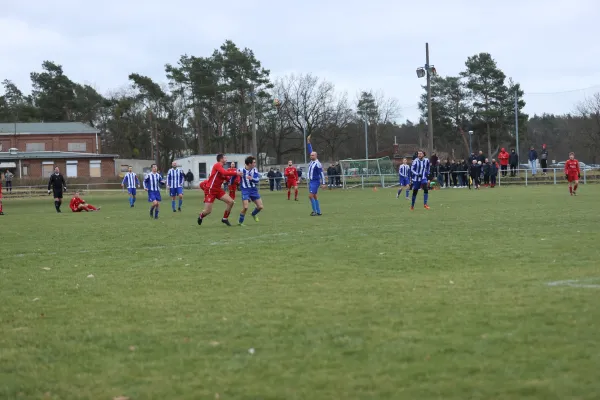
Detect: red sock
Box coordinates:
(294, 189, 298, 199)
(0, 202, 3, 212)
(574, 184, 578, 191)
(569, 186, 573, 194)
(287, 190, 290, 200)
(87, 205, 97, 211)
(223, 210, 230, 219)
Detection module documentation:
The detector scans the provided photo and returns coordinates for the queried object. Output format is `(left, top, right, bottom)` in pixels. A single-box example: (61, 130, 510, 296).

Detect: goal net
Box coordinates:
(339, 157, 395, 189)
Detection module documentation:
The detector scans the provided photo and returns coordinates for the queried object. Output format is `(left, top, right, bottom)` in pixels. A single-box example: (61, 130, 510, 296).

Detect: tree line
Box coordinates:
(1, 40, 599, 167)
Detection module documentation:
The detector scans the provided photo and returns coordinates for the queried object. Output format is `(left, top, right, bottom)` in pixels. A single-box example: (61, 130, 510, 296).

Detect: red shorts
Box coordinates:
(287, 180, 298, 188)
(203, 188, 226, 204)
(71, 207, 81, 212)
(567, 173, 579, 183)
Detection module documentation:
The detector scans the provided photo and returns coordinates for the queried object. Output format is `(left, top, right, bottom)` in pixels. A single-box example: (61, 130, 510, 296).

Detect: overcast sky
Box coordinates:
(1, 0, 600, 122)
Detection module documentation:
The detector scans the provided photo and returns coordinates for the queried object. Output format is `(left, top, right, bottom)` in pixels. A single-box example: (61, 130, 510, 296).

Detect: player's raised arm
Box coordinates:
(215, 163, 240, 177)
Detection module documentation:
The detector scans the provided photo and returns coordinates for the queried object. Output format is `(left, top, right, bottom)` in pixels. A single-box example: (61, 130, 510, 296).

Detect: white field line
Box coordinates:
(547, 279, 600, 289)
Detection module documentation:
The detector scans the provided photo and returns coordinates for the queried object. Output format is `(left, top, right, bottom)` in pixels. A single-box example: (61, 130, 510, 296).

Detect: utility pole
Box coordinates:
(250, 85, 257, 156)
(514, 89, 519, 158)
(364, 112, 368, 160)
(426, 43, 434, 156)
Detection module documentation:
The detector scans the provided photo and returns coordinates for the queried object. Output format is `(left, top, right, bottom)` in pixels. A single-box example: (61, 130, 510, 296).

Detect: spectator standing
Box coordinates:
(490, 159, 499, 187)
(334, 162, 342, 187)
(267, 168, 275, 191)
(483, 158, 490, 186)
(540, 144, 549, 175)
(509, 149, 519, 176)
(498, 148, 509, 176)
(185, 169, 194, 189)
(327, 164, 336, 189)
(274, 169, 282, 190)
(4, 170, 13, 193)
(528, 146, 538, 175)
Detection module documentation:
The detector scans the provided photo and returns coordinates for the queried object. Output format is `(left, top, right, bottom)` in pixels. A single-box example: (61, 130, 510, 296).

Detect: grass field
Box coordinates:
(1, 185, 600, 400)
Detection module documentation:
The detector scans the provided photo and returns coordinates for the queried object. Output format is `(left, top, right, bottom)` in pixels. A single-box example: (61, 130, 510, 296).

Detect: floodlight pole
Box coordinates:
(303, 124, 307, 165)
(514, 89, 519, 158)
(426, 43, 434, 156)
(250, 85, 257, 156)
(364, 115, 368, 160)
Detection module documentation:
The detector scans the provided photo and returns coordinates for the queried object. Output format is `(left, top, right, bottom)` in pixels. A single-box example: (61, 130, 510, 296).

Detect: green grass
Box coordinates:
(1, 185, 600, 400)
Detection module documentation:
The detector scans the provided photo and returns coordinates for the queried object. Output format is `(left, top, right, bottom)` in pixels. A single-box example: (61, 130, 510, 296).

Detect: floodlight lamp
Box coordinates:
(416, 68, 425, 78)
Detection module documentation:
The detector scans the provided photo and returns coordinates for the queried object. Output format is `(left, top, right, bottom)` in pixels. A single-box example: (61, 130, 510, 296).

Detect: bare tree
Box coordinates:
(320, 92, 354, 161)
(576, 92, 600, 163)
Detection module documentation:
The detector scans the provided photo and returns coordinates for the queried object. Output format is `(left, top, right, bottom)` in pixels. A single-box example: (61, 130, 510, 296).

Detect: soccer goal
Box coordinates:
(339, 157, 395, 189)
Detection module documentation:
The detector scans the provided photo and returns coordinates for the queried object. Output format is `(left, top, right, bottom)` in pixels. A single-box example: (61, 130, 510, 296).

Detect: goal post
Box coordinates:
(339, 157, 395, 189)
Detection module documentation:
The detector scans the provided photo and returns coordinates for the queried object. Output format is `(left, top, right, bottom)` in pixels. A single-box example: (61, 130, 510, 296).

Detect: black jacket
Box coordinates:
(509, 152, 519, 165)
(48, 173, 66, 191)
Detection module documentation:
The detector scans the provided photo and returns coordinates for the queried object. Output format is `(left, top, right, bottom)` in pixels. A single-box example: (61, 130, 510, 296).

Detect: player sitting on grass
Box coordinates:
(69, 191, 100, 212)
(238, 156, 264, 226)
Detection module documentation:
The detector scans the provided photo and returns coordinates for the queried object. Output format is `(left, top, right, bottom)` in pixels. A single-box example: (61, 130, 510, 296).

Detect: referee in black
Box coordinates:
(48, 166, 67, 213)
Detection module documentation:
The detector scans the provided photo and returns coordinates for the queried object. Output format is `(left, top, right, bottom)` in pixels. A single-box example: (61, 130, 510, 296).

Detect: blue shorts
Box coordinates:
(399, 176, 410, 186)
(148, 190, 162, 202)
(309, 181, 321, 194)
(241, 188, 261, 202)
(127, 188, 137, 196)
(169, 187, 183, 197)
(412, 179, 428, 190)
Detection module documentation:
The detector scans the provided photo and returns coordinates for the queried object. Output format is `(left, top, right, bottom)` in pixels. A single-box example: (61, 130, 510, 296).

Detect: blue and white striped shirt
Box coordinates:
(144, 172, 165, 191)
(167, 168, 185, 188)
(122, 172, 139, 188)
(398, 164, 410, 178)
(239, 167, 259, 189)
(307, 143, 326, 184)
(411, 158, 430, 182)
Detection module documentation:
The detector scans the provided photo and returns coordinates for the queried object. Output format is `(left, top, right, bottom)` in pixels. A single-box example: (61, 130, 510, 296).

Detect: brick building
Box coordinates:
(0, 122, 118, 178)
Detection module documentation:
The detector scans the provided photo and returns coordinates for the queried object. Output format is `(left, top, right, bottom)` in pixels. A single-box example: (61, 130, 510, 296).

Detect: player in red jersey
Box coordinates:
(0, 181, 4, 215)
(69, 191, 100, 212)
(564, 152, 581, 196)
(198, 154, 243, 226)
(227, 161, 240, 200)
(284, 160, 299, 201)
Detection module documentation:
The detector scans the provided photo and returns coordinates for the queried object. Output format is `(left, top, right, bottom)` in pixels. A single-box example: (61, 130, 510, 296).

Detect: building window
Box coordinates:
(42, 161, 54, 177)
(22, 165, 29, 176)
(90, 160, 101, 177)
(26, 143, 45, 151)
(66, 160, 78, 177)
(68, 143, 86, 152)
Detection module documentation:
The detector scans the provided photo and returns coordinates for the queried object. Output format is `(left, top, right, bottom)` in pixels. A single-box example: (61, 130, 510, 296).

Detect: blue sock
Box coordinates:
(129, 197, 132, 206)
(405, 189, 409, 198)
(251, 208, 260, 216)
(411, 194, 417, 207)
(310, 198, 316, 212)
(178, 199, 183, 208)
(315, 199, 321, 214)
(239, 213, 245, 224)
(171, 200, 176, 211)
(397, 189, 401, 196)
(424, 193, 429, 205)
(155, 208, 159, 218)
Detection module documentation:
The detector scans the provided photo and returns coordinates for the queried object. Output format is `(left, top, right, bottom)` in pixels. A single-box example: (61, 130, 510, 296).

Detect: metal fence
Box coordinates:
(2, 168, 599, 198)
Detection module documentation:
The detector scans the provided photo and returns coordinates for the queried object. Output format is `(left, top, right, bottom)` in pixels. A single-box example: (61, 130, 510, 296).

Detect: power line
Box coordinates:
(525, 84, 600, 95)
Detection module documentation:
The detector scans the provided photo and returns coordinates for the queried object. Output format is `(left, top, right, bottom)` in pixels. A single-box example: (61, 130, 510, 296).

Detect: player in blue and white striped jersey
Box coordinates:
(306, 135, 326, 216)
(121, 166, 140, 207)
(166, 161, 185, 212)
(144, 164, 166, 219)
(237, 156, 264, 226)
(396, 158, 411, 200)
(410, 151, 431, 210)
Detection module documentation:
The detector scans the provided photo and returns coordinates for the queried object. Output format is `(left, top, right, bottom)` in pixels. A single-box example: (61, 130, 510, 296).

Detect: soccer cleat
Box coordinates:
(410, 206, 414, 210)
(310, 211, 317, 216)
(0, 212, 4, 215)
(317, 213, 322, 216)
(130, 204, 134, 208)
(424, 205, 430, 210)
(221, 218, 231, 226)
(197, 216, 203, 225)
(294, 198, 299, 201)
(238, 222, 246, 227)
(574, 192, 577, 196)
(154, 216, 159, 220)
(252, 215, 259, 222)
(178, 207, 181, 212)
(173, 209, 177, 212)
